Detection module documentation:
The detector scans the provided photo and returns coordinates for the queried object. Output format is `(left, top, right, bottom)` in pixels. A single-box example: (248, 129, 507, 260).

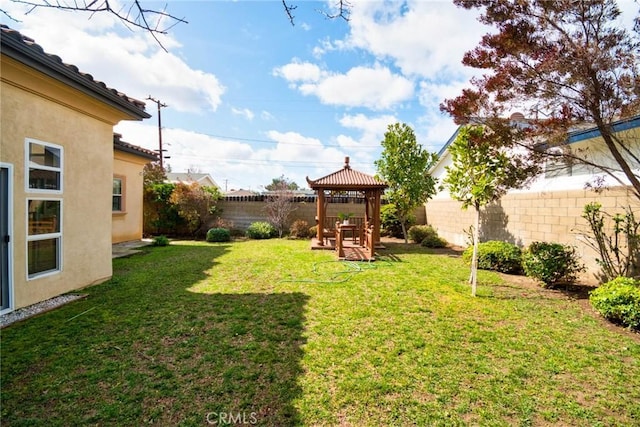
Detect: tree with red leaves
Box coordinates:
(441, 0, 640, 201)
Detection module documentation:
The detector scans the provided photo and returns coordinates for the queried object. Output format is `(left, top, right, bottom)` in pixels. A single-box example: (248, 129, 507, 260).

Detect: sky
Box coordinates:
(2, 0, 637, 192)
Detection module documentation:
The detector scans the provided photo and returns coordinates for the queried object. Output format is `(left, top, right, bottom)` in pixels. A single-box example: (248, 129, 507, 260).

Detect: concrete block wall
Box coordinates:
(216, 200, 426, 231)
(425, 186, 639, 284)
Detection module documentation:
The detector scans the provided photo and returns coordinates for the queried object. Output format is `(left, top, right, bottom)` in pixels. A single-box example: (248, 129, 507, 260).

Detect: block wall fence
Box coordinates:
(425, 186, 639, 285)
(216, 198, 427, 231)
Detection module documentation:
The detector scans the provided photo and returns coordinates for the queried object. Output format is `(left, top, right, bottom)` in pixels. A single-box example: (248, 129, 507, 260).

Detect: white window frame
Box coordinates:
(26, 198, 63, 279)
(25, 138, 64, 194)
(112, 176, 125, 213)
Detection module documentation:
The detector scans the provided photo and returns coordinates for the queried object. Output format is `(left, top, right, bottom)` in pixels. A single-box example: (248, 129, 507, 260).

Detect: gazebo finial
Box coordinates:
(344, 156, 351, 169)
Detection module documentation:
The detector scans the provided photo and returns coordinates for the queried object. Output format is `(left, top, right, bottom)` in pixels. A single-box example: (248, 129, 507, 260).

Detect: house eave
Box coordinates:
(1, 28, 150, 121)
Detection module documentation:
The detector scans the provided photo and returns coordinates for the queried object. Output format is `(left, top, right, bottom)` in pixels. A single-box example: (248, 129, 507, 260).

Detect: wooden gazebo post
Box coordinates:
(316, 189, 325, 245)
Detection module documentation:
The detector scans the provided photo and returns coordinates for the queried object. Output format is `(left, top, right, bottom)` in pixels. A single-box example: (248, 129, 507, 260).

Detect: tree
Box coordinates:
(444, 124, 538, 296)
(143, 162, 166, 188)
(4, 0, 351, 51)
(375, 122, 438, 243)
(5, 0, 187, 51)
(265, 175, 299, 191)
(281, 0, 351, 24)
(441, 0, 640, 201)
(169, 182, 222, 237)
(264, 179, 297, 238)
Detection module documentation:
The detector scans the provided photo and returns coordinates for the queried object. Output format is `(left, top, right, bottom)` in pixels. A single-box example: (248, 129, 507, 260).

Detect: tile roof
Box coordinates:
(1, 24, 150, 120)
(307, 157, 387, 189)
(113, 133, 158, 161)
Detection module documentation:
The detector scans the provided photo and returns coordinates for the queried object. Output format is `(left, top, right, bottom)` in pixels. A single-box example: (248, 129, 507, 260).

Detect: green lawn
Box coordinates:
(2, 239, 639, 426)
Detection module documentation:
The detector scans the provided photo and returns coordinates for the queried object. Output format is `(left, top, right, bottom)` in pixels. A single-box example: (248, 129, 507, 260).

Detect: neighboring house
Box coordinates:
(427, 114, 640, 284)
(167, 172, 219, 189)
(113, 133, 158, 244)
(0, 25, 150, 313)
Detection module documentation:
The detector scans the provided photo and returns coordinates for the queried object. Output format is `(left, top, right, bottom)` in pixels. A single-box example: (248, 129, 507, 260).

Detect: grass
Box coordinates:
(1, 239, 639, 426)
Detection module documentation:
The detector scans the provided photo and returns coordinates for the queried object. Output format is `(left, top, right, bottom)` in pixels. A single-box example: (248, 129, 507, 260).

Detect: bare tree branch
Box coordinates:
(317, 0, 351, 21)
(5, 0, 351, 50)
(281, 0, 297, 25)
(8, 0, 187, 51)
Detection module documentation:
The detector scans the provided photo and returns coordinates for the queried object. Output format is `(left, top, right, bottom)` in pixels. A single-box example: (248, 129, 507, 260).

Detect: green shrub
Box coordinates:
(151, 235, 170, 247)
(408, 225, 434, 243)
(380, 204, 415, 238)
(522, 242, 585, 287)
(462, 240, 522, 274)
(408, 225, 448, 248)
(246, 221, 277, 239)
(590, 277, 640, 330)
(206, 228, 231, 242)
(421, 234, 448, 248)
(289, 220, 310, 239)
(308, 225, 317, 238)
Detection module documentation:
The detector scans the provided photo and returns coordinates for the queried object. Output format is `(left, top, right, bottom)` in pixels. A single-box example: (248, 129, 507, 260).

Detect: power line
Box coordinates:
(172, 153, 375, 167)
(167, 130, 383, 148)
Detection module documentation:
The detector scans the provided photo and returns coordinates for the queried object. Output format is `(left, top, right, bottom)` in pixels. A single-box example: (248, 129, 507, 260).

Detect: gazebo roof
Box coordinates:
(306, 157, 387, 190)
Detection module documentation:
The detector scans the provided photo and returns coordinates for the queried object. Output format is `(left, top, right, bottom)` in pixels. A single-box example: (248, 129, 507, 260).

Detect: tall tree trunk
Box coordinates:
(401, 219, 408, 244)
(470, 204, 480, 297)
(595, 118, 640, 201)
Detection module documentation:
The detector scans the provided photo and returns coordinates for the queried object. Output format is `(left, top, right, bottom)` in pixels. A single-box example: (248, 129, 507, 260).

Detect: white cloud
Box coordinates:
(273, 60, 323, 82)
(341, 1, 486, 80)
(339, 113, 397, 146)
(261, 111, 275, 121)
(231, 107, 255, 120)
(113, 121, 351, 191)
(278, 64, 414, 110)
(3, 2, 225, 114)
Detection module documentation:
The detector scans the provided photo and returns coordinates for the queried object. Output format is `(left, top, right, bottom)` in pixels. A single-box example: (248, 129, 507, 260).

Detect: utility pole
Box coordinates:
(147, 96, 169, 169)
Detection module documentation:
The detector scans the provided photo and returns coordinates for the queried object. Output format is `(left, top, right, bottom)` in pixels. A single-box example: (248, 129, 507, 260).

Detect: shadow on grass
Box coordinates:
(1, 243, 308, 426)
(552, 283, 598, 300)
(379, 240, 464, 259)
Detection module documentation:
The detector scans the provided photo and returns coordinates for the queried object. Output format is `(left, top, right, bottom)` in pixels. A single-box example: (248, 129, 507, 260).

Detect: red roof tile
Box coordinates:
(113, 133, 158, 161)
(306, 157, 387, 189)
(1, 24, 150, 119)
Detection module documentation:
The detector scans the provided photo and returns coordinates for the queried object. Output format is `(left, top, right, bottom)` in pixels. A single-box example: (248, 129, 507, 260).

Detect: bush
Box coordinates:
(206, 228, 231, 242)
(380, 204, 415, 238)
(408, 225, 442, 244)
(408, 225, 433, 243)
(522, 242, 585, 287)
(590, 277, 640, 330)
(151, 235, 170, 247)
(289, 220, 310, 239)
(308, 225, 317, 237)
(246, 221, 277, 239)
(421, 234, 448, 248)
(462, 240, 522, 274)
(408, 224, 448, 248)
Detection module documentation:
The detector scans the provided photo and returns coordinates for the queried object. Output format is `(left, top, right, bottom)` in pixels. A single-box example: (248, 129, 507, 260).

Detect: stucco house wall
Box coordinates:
(1, 26, 149, 311)
(113, 136, 157, 244)
(426, 116, 640, 284)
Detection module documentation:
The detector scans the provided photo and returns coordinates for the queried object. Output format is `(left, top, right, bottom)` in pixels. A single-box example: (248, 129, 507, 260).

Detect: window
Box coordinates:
(25, 138, 63, 279)
(26, 140, 63, 192)
(27, 199, 61, 278)
(112, 177, 124, 212)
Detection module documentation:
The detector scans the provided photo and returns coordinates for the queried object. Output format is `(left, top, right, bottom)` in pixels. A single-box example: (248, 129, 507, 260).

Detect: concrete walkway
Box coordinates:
(112, 239, 152, 258)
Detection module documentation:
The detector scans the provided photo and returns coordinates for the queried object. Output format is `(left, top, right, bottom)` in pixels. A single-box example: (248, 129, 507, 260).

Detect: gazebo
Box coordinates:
(306, 157, 388, 259)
